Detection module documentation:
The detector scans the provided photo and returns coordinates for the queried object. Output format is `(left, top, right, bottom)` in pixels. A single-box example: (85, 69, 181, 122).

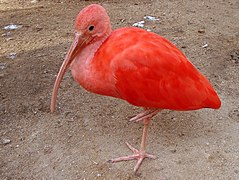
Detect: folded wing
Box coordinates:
(96, 27, 221, 110)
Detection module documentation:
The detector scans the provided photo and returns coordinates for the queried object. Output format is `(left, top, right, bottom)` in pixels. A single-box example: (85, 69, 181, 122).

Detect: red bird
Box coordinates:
(51, 4, 221, 172)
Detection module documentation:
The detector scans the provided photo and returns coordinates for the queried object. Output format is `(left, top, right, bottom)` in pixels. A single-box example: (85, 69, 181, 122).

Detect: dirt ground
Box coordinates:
(0, 0, 239, 179)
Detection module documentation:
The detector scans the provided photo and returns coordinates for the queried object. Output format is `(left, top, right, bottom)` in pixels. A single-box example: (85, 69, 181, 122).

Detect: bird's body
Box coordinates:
(71, 27, 220, 110)
(51, 4, 221, 172)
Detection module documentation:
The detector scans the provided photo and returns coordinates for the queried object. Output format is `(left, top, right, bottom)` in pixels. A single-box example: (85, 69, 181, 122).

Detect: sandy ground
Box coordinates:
(0, 0, 239, 179)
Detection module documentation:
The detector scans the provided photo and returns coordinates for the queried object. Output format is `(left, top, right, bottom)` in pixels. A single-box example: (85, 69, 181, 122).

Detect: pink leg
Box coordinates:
(130, 108, 160, 122)
(109, 109, 159, 172)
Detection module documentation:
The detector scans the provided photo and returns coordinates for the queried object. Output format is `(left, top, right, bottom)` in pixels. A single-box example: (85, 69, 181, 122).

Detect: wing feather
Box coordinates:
(95, 27, 221, 110)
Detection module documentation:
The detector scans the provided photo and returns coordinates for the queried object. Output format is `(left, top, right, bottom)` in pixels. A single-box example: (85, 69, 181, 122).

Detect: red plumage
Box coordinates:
(90, 27, 221, 110)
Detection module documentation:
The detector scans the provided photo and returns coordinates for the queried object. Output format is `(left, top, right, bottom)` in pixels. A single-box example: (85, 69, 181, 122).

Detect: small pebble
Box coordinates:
(0, 63, 6, 69)
(36, 27, 43, 31)
(93, 161, 98, 165)
(144, 15, 159, 21)
(132, 21, 145, 28)
(3, 24, 22, 30)
(6, 37, 14, 41)
(2, 139, 11, 145)
(198, 29, 205, 33)
(6, 53, 17, 59)
(120, 19, 125, 23)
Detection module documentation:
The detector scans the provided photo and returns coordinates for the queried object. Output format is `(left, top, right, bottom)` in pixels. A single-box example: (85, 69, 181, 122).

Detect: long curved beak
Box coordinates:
(51, 32, 85, 113)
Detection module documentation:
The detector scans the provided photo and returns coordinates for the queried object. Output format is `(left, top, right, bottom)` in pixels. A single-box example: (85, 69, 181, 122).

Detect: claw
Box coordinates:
(109, 108, 160, 172)
(109, 142, 156, 172)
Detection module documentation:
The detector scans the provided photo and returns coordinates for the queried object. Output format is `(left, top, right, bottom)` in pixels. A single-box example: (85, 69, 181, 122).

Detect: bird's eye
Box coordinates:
(88, 25, 94, 31)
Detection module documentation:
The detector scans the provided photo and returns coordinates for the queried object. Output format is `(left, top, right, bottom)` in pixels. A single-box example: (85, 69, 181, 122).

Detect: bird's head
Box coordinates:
(51, 4, 111, 113)
(75, 4, 111, 40)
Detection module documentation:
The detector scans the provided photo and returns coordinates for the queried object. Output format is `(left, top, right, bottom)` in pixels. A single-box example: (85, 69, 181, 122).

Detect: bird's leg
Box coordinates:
(109, 109, 159, 172)
(131, 118, 157, 171)
(130, 108, 160, 122)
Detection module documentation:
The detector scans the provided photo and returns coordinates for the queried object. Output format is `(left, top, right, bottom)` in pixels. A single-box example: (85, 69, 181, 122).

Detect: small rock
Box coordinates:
(6, 53, 17, 59)
(0, 63, 6, 69)
(230, 51, 239, 64)
(36, 27, 43, 32)
(132, 21, 145, 28)
(2, 138, 11, 145)
(3, 24, 22, 30)
(120, 19, 125, 23)
(93, 161, 98, 165)
(6, 37, 14, 41)
(144, 15, 159, 21)
(178, 132, 185, 137)
(198, 29, 205, 33)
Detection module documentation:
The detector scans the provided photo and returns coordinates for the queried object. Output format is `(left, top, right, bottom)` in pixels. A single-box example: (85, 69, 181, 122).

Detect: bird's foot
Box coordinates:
(130, 108, 160, 123)
(108, 142, 157, 172)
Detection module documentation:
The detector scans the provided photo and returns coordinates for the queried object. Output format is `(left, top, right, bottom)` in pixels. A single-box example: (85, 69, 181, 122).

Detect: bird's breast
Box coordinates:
(70, 51, 119, 99)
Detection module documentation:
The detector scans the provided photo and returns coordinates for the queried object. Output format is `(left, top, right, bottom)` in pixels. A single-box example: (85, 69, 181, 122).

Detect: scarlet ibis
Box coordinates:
(51, 4, 221, 172)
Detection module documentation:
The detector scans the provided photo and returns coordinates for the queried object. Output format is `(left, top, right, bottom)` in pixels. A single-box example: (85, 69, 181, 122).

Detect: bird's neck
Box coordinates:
(70, 33, 119, 98)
